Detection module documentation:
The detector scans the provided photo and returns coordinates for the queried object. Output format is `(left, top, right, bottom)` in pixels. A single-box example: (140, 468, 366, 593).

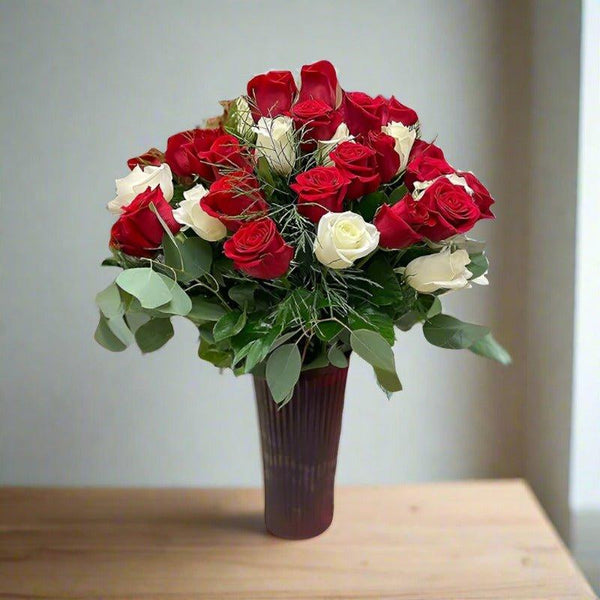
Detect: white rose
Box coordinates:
(229, 96, 254, 138)
(405, 248, 477, 293)
(316, 122, 353, 165)
(253, 116, 296, 176)
(108, 163, 174, 214)
(172, 184, 226, 242)
(314, 211, 380, 270)
(381, 121, 417, 173)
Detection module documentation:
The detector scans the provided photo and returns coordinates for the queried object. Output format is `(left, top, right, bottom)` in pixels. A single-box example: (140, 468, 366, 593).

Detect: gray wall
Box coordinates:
(0, 1, 537, 489)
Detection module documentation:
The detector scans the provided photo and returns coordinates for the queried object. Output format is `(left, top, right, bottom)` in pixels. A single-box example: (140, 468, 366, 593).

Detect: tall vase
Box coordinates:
(253, 362, 349, 539)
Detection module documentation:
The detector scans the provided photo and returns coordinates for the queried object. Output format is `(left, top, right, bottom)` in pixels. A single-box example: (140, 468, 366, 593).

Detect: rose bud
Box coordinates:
(200, 170, 268, 231)
(109, 187, 180, 258)
(404, 141, 454, 189)
(405, 248, 474, 293)
(223, 218, 294, 279)
(366, 131, 400, 183)
(417, 176, 482, 241)
(456, 171, 495, 219)
(298, 60, 341, 108)
(164, 128, 223, 178)
(343, 92, 388, 136)
(374, 195, 432, 248)
(246, 70, 297, 120)
(385, 96, 419, 127)
(291, 99, 343, 150)
(329, 141, 381, 199)
(290, 166, 351, 223)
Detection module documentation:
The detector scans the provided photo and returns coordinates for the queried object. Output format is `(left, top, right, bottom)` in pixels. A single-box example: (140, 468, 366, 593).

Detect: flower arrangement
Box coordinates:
(95, 60, 510, 403)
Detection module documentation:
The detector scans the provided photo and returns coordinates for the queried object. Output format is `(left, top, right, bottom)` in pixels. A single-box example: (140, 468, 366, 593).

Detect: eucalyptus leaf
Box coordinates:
(349, 307, 395, 345)
(96, 283, 124, 319)
(229, 283, 257, 310)
(155, 274, 192, 316)
(116, 268, 172, 309)
(423, 314, 489, 350)
(163, 234, 212, 283)
(315, 320, 344, 342)
(187, 297, 227, 323)
(94, 314, 127, 352)
(106, 314, 134, 346)
(266, 344, 301, 404)
(374, 366, 402, 393)
(328, 345, 348, 368)
(350, 329, 396, 373)
(213, 310, 246, 343)
(135, 318, 174, 353)
(469, 332, 512, 365)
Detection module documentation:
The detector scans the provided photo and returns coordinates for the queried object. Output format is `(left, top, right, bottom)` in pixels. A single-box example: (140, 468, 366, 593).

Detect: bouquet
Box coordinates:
(95, 60, 510, 403)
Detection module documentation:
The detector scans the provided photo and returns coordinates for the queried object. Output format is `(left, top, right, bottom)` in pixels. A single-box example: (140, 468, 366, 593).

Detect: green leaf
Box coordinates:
(423, 314, 489, 350)
(95, 283, 124, 319)
(467, 253, 489, 279)
(469, 332, 512, 365)
(256, 156, 276, 191)
(94, 314, 127, 352)
(353, 191, 388, 221)
(416, 295, 442, 318)
(187, 297, 227, 324)
(302, 350, 330, 372)
(228, 283, 257, 310)
(162, 234, 212, 283)
(315, 320, 344, 342)
(135, 318, 174, 353)
(349, 307, 395, 345)
(350, 329, 396, 373)
(125, 312, 151, 334)
(101, 257, 120, 267)
(389, 184, 408, 204)
(395, 310, 421, 331)
(328, 345, 348, 368)
(154, 274, 192, 316)
(374, 366, 402, 393)
(266, 344, 302, 404)
(242, 323, 284, 373)
(116, 268, 172, 309)
(106, 314, 134, 346)
(198, 338, 232, 368)
(367, 256, 404, 306)
(213, 310, 246, 343)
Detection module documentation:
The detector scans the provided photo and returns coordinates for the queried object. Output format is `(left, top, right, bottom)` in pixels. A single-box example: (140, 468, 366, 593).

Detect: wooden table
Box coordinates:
(0, 480, 595, 599)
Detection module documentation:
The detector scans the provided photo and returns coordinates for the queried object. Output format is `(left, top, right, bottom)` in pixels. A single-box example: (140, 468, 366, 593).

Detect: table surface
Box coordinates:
(0, 480, 595, 599)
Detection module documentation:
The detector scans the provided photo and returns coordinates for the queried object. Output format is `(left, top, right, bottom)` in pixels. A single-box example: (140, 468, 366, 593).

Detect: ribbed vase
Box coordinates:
(253, 363, 349, 539)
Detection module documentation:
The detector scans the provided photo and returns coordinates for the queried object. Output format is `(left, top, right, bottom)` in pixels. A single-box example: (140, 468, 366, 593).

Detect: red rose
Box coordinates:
(200, 171, 268, 231)
(196, 134, 252, 181)
(290, 166, 351, 223)
(374, 194, 434, 248)
(385, 96, 419, 126)
(291, 99, 343, 150)
(329, 141, 381, 199)
(457, 171, 495, 219)
(404, 141, 453, 189)
(164, 128, 222, 178)
(344, 92, 387, 136)
(419, 177, 481, 240)
(366, 131, 400, 183)
(127, 148, 165, 171)
(223, 218, 294, 279)
(109, 187, 180, 258)
(246, 70, 297, 120)
(298, 60, 340, 107)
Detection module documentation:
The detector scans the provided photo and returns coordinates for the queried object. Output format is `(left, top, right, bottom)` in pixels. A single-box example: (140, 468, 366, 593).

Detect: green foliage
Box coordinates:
(94, 314, 129, 352)
(350, 329, 401, 394)
(266, 344, 302, 404)
(135, 318, 174, 353)
(353, 191, 388, 221)
(467, 253, 489, 279)
(213, 310, 246, 343)
(388, 184, 408, 204)
(423, 314, 489, 350)
(469, 332, 512, 365)
(187, 297, 227, 324)
(116, 268, 172, 309)
(162, 233, 212, 283)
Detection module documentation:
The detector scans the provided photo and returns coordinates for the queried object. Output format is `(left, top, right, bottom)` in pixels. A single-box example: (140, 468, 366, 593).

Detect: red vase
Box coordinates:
(253, 363, 349, 539)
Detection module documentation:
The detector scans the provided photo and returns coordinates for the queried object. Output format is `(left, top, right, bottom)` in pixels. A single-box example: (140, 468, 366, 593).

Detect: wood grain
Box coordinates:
(0, 481, 595, 599)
